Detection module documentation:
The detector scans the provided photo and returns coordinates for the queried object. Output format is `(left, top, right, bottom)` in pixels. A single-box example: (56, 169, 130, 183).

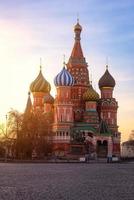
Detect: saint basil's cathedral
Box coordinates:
(27, 21, 121, 158)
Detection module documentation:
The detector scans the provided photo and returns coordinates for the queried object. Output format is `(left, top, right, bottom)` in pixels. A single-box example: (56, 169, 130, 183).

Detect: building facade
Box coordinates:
(28, 21, 121, 158)
(121, 141, 134, 158)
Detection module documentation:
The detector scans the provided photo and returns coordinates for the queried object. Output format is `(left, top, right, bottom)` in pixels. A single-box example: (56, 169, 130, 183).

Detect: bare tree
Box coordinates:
(0, 108, 53, 159)
(7, 109, 23, 139)
(0, 123, 6, 157)
(0, 121, 15, 160)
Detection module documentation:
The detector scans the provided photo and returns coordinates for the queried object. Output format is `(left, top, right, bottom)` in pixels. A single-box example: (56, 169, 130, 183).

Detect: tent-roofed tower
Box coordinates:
(67, 19, 89, 87)
(67, 20, 90, 121)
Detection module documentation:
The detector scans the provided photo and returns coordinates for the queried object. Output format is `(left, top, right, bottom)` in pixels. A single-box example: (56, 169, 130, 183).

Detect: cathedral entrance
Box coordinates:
(97, 140, 108, 158)
(85, 141, 94, 154)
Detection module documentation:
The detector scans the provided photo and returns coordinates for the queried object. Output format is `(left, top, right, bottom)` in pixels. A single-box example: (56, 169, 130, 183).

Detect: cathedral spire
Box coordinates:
(40, 57, 42, 71)
(67, 20, 89, 87)
(77, 13, 79, 23)
(74, 19, 82, 41)
(70, 19, 83, 59)
(24, 92, 32, 115)
(63, 54, 66, 68)
(106, 56, 109, 70)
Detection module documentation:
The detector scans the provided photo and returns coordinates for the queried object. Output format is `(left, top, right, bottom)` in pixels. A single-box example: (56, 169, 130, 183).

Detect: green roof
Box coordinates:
(70, 121, 112, 136)
(71, 123, 97, 133)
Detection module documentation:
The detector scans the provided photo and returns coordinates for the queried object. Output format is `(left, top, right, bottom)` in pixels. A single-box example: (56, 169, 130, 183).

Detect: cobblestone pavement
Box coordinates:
(0, 162, 134, 200)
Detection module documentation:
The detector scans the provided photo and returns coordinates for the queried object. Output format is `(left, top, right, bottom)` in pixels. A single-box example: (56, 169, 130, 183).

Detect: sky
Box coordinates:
(0, 0, 134, 142)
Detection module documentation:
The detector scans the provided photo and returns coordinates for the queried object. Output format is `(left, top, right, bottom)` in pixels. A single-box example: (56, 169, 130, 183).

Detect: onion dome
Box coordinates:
(99, 65, 115, 89)
(30, 68, 51, 93)
(83, 84, 99, 101)
(54, 67, 74, 86)
(74, 21, 82, 32)
(74, 19, 82, 42)
(44, 93, 54, 104)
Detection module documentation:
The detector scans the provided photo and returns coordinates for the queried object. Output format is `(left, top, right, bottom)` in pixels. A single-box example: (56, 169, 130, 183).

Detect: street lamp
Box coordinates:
(5, 114, 8, 162)
(5, 114, 7, 137)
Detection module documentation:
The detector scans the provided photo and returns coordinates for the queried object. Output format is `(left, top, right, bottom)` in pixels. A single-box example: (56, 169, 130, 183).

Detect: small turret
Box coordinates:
(98, 65, 115, 98)
(29, 64, 51, 112)
(24, 92, 32, 117)
(44, 93, 54, 113)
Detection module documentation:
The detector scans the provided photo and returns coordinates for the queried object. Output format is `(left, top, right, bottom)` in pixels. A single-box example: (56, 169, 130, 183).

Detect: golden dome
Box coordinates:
(74, 22, 82, 32)
(83, 84, 99, 101)
(30, 69, 51, 93)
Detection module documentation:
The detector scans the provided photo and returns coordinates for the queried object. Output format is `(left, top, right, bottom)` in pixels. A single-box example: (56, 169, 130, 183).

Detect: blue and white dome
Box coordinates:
(54, 67, 74, 86)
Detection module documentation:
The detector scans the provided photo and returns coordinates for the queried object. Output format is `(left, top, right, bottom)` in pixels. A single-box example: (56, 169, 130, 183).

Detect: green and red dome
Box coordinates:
(83, 84, 99, 102)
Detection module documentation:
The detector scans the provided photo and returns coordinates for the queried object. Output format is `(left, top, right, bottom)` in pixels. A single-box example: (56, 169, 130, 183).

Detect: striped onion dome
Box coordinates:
(99, 66, 115, 89)
(83, 84, 99, 101)
(54, 67, 74, 86)
(30, 69, 51, 93)
(44, 93, 54, 104)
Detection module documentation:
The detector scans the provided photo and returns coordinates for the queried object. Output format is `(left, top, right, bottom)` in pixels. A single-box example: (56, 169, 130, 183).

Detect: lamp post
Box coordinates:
(5, 114, 8, 162)
(5, 114, 7, 136)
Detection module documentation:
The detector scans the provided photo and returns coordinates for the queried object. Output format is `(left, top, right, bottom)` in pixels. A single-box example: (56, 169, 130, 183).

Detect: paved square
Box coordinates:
(0, 162, 134, 200)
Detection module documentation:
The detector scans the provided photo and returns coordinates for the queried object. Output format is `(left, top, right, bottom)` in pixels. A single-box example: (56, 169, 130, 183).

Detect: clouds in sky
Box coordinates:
(0, 0, 134, 141)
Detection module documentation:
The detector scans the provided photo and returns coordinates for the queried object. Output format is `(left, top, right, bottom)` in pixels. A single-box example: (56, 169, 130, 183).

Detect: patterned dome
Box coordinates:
(30, 69, 51, 93)
(99, 66, 115, 89)
(54, 67, 74, 86)
(44, 93, 54, 104)
(83, 84, 99, 101)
